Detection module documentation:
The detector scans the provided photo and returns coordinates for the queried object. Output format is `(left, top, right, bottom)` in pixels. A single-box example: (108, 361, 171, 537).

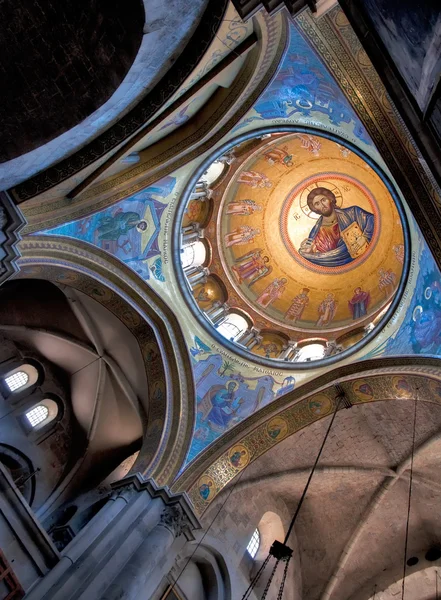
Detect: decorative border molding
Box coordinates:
(172, 356, 441, 514)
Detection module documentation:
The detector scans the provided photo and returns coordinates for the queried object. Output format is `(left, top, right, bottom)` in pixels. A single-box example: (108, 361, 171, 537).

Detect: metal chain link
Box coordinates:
(241, 555, 272, 600)
(277, 557, 291, 600)
(261, 559, 280, 600)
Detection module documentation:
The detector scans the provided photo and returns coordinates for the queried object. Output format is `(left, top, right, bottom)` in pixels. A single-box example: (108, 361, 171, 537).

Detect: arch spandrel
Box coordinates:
(171, 357, 441, 516)
(15, 235, 196, 487)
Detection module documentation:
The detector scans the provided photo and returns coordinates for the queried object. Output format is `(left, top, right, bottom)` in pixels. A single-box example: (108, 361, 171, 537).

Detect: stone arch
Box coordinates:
(355, 563, 441, 600)
(169, 542, 232, 600)
(172, 356, 441, 514)
(16, 234, 196, 486)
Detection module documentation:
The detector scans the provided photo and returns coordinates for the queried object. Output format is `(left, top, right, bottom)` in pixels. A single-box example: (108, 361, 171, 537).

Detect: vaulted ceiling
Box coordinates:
(2, 2, 441, 598)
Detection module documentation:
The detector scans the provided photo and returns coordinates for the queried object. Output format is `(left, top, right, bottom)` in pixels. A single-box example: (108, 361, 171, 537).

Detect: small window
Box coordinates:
(5, 371, 29, 392)
(199, 161, 225, 186)
(216, 313, 249, 342)
(295, 343, 325, 362)
(26, 405, 49, 427)
(247, 528, 260, 559)
(2, 363, 40, 395)
(23, 398, 59, 432)
(181, 241, 207, 269)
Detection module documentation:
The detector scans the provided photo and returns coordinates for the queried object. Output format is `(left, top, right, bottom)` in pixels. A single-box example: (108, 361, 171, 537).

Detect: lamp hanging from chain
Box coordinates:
(241, 384, 350, 600)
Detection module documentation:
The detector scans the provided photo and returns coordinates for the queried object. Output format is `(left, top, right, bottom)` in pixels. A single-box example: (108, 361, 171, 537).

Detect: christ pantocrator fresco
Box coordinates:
(298, 187, 375, 268)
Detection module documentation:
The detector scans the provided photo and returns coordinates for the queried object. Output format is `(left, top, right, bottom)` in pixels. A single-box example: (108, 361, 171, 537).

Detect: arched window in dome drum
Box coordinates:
(295, 343, 326, 362)
(26, 405, 49, 427)
(216, 313, 249, 342)
(181, 241, 207, 270)
(199, 160, 225, 186)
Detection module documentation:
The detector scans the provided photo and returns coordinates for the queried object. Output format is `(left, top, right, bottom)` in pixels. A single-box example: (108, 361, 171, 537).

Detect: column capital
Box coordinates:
(159, 505, 189, 538)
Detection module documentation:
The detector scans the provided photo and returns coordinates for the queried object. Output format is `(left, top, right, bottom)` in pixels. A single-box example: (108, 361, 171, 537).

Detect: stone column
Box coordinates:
(210, 303, 230, 325)
(23, 475, 200, 600)
(190, 190, 209, 200)
(243, 328, 261, 350)
(216, 153, 235, 165)
(188, 267, 208, 288)
(204, 300, 222, 319)
(103, 504, 190, 600)
(280, 341, 298, 361)
(237, 328, 254, 346)
(182, 223, 201, 245)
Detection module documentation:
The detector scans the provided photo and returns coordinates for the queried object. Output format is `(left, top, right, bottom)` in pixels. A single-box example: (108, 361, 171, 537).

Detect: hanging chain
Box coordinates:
(242, 555, 272, 600)
(284, 391, 345, 543)
(261, 559, 280, 600)
(242, 387, 346, 600)
(401, 391, 418, 600)
(277, 557, 291, 600)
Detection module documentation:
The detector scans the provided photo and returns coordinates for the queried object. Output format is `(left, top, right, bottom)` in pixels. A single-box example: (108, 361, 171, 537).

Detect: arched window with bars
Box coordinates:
(247, 528, 260, 559)
(2, 363, 40, 395)
(24, 399, 59, 432)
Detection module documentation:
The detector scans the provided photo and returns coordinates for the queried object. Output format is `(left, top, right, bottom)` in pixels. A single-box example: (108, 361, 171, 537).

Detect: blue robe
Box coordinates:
(303, 206, 374, 267)
(207, 389, 235, 428)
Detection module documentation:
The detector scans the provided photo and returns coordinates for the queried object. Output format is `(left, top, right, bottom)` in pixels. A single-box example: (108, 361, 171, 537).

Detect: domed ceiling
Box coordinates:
(181, 130, 407, 362)
(218, 133, 405, 333)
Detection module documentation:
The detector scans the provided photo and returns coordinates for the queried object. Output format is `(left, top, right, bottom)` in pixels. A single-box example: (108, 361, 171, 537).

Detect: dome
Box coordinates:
(179, 130, 408, 365)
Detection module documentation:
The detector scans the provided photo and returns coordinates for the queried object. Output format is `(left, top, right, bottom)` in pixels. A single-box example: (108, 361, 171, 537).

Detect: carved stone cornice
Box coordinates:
(0, 192, 26, 285)
(111, 473, 200, 535)
(232, 0, 316, 20)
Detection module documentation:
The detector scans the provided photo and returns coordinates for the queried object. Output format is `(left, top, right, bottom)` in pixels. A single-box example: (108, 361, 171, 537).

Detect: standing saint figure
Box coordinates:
(378, 268, 397, 298)
(317, 293, 337, 327)
(285, 288, 310, 322)
(348, 287, 370, 320)
(393, 244, 404, 265)
(237, 170, 272, 188)
(299, 187, 374, 267)
(226, 200, 262, 215)
(224, 226, 260, 247)
(256, 278, 287, 308)
(263, 146, 293, 167)
(232, 249, 272, 286)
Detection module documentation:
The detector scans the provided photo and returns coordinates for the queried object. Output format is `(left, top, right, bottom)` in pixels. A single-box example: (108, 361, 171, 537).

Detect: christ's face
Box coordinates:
(310, 194, 334, 217)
